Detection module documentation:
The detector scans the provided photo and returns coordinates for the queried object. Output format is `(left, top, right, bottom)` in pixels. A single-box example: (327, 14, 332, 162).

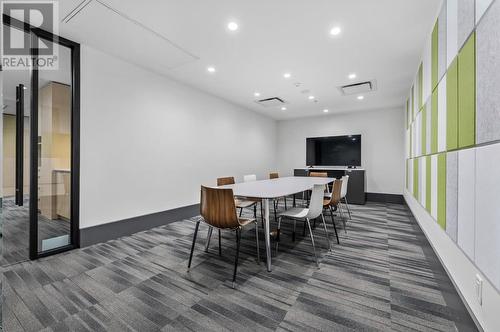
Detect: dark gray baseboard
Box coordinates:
(366, 192, 405, 204)
(80, 204, 200, 247)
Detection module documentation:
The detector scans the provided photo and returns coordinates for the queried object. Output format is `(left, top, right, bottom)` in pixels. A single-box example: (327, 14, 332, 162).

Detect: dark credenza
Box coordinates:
(294, 168, 366, 205)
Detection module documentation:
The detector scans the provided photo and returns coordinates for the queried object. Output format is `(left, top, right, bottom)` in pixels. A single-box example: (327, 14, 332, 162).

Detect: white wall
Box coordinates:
(276, 107, 405, 194)
(80, 46, 277, 229)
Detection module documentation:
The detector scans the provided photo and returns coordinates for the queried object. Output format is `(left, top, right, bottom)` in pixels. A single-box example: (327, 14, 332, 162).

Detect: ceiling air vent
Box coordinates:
(255, 97, 286, 107)
(338, 80, 377, 95)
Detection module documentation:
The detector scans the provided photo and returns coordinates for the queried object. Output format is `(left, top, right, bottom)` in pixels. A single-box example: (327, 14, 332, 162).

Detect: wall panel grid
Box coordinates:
(405, 0, 500, 293)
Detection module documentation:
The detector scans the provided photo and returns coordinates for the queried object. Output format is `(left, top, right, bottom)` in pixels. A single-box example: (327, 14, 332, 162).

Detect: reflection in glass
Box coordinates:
(37, 40, 72, 252)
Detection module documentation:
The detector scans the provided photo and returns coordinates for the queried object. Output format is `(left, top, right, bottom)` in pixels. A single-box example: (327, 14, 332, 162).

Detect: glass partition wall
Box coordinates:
(1, 16, 80, 263)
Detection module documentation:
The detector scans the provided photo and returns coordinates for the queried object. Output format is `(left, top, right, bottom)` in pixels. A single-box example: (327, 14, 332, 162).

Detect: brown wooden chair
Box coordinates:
(323, 179, 347, 235)
(322, 179, 342, 243)
(269, 172, 288, 220)
(188, 186, 260, 288)
(217, 177, 257, 217)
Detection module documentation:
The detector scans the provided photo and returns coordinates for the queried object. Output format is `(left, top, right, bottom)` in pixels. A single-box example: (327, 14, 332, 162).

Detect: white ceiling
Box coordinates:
(6, 0, 443, 120)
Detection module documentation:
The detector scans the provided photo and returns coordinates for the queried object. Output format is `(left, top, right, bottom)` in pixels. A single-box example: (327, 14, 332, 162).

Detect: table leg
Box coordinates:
(263, 198, 272, 272)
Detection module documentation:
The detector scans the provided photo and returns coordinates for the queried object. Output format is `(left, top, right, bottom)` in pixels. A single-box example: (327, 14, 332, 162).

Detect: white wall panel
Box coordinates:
(475, 143, 500, 291)
(420, 157, 427, 205)
(447, 0, 458, 67)
(457, 148, 475, 260)
(431, 154, 438, 220)
(476, 0, 494, 23)
(438, 76, 447, 152)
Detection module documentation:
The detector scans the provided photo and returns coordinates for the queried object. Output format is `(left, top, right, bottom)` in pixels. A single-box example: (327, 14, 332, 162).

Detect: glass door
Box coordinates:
(29, 29, 80, 259)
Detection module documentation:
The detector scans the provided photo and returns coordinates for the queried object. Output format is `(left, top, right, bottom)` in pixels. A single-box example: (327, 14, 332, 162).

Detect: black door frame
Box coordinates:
(15, 84, 24, 206)
(2, 14, 80, 260)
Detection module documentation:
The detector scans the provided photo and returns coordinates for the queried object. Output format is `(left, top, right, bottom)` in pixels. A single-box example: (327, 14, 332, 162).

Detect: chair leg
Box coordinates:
(302, 219, 307, 237)
(344, 197, 352, 220)
(205, 227, 213, 252)
(232, 228, 242, 289)
(255, 222, 260, 264)
(239, 207, 243, 217)
(284, 197, 287, 210)
(276, 216, 282, 255)
(260, 202, 264, 228)
(292, 219, 297, 242)
(218, 229, 222, 256)
(337, 204, 347, 234)
(320, 214, 332, 251)
(313, 218, 317, 229)
(305, 218, 319, 267)
(273, 202, 277, 222)
(329, 206, 340, 244)
(188, 221, 200, 270)
(254, 204, 257, 218)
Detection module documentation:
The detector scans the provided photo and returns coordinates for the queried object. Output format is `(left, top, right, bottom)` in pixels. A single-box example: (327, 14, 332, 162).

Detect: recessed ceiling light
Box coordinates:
(357, 95, 364, 100)
(330, 26, 341, 36)
(308, 96, 315, 100)
(207, 66, 216, 73)
(227, 22, 239, 31)
(323, 109, 329, 113)
(254, 92, 261, 97)
(348, 73, 357, 79)
(281, 107, 287, 111)
(283, 73, 291, 79)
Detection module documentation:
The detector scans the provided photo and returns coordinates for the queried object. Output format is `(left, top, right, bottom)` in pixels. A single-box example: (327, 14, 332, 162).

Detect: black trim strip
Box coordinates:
(366, 192, 405, 204)
(80, 204, 200, 247)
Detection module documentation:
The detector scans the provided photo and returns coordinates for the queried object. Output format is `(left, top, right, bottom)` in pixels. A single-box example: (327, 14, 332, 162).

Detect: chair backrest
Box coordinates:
(217, 176, 235, 186)
(306, 184, 326, 219)
(331, 179, 343, 206)
(200, 186, 240, 229)
(309, 172, 329, 192)
(309, 172, 327, 177)
(269, 172, 279, 179)
(243, 174, 257, 182)
(340, 175, 349, 198)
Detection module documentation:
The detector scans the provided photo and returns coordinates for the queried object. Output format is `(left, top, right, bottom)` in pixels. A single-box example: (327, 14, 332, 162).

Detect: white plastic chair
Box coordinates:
(276, 184, 331, 267)
(243, 174, 257, 182)
(243, 174, 264, 226)
(340, 175, 352, 219)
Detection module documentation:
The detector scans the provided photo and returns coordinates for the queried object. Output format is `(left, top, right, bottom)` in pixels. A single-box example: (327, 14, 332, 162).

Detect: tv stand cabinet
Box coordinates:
(294, 167, 366, 204)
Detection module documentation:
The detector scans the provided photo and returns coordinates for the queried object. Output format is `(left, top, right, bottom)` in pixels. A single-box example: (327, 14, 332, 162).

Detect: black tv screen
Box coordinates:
(306, 135, 361, 166)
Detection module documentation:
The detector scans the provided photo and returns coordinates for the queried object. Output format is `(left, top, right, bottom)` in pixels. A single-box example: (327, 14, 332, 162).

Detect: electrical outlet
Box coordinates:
(475, 274, 483, 306)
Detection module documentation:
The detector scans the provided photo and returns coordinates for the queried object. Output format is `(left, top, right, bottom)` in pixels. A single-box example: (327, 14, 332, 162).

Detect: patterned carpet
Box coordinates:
(1, 201, 477, 331)
(1, 197, 71, 266)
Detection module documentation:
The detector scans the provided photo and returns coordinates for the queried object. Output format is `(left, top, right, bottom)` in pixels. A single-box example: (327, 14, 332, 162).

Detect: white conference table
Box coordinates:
(219, 176, 335, 272)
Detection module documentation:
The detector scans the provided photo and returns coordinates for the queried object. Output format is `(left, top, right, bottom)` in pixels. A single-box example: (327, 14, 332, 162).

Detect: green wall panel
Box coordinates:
(458, 33, 476, 148)
(447, 58, 459, 150)
(437, 153, 446, 230)
(432, 21, 439, 91)
(406, 99, 410, 129)
(426, 156, 431, 213)
(411, 86, 415, 120)
(413, 158, 419, 198)
(422, 105, 427, 155)
(431, 90, 438, 153)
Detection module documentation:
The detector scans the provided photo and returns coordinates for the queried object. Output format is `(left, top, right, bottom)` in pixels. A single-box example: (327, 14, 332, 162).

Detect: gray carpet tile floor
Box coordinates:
(1, 197, 71, 266)
(1, 201, 478, 331)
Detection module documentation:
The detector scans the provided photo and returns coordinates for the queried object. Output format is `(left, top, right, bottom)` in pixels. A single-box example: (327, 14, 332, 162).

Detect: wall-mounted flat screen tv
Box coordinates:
(306, 135, 361, 166)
